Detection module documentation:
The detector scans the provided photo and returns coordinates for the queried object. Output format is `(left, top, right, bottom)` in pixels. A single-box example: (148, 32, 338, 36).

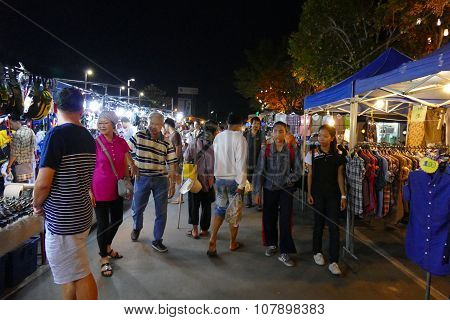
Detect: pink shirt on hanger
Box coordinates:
(92, 134, 130, 202)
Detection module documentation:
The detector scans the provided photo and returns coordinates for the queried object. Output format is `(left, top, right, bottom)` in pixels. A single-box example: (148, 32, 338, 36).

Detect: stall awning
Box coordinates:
(304, 48, 412, 110)
(355, 43, 450, 108)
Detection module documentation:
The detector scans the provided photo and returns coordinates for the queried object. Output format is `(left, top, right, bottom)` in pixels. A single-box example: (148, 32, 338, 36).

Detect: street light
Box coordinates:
(84, 69, 93, 90)
(119, 86, 125, 96)
(139, 91, 144, 106)
(127, 78, 135, 104)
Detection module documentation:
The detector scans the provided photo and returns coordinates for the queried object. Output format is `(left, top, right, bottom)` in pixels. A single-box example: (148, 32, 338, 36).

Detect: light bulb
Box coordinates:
(443, 83, 450, 93)
(416, 18, 422, 25)
(437, 19, 441, 26)
(361, 129, 366, 134)
(444, 29, 449, 37)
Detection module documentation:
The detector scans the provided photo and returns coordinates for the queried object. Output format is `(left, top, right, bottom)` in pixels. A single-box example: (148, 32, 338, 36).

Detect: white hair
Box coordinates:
(149, 112, 164, 121)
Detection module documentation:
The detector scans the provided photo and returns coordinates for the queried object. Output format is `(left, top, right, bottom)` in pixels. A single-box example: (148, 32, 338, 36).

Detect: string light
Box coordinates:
(416, 18, 422, 25)
(444, 29, 449, 37)
(443, 83, 450, 93)
(427, 37, 432, 44)
(437, 18, 441, 26)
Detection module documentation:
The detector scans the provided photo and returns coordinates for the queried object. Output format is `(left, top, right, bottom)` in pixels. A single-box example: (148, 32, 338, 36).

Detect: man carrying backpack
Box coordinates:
(253, 121, 302, 267)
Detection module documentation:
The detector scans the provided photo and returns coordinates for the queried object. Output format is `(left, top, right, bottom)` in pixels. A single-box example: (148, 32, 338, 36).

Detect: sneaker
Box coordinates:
(131, 229, 141, 242)
(328, 262, 342, 276)
(152, 241, 168, 253)
(265, 245, 278, 257)
(313, 253, 325, 266)
(278, 253, 295, 267)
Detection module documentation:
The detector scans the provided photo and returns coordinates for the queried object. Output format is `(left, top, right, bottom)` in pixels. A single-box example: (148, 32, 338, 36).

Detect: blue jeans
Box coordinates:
(215, 179, 238, 217)
(132, 175, 168, 242)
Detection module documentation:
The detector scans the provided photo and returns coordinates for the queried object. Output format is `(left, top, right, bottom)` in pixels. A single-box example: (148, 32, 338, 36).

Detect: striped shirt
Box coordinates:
(129, 130, 177, 176)
(39, 124, 96, 235)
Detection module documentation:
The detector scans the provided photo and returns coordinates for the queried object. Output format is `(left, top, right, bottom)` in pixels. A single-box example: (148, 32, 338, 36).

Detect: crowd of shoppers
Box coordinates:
(31, 87, 347, 300)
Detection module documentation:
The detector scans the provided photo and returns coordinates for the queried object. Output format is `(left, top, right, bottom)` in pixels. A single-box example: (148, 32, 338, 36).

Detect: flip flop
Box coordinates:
(101, 263, 113, 277)
(108, 250, 123, 259)
(230, 242, 242, 251)
(207, 249, 217, 257)
(186, 230, 200, 239)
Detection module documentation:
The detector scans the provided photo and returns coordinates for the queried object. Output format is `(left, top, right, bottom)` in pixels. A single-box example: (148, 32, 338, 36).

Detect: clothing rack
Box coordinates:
(343, 142, 449, 264)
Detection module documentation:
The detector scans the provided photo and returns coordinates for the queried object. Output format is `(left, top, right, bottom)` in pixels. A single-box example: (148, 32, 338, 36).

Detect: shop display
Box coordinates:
(0, 195, 33, 229)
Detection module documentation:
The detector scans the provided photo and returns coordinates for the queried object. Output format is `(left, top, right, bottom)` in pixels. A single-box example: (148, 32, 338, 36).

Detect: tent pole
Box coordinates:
(343, 96, 359, 262)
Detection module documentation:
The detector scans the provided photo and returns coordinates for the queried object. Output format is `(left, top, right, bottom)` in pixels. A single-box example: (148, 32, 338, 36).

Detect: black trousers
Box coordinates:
(95, 197, 124, 258)
(245, 172, 254, 206)
(188, 190, 212, 231)
(262, 188, 296, 254)
(313, 193, 340, 263)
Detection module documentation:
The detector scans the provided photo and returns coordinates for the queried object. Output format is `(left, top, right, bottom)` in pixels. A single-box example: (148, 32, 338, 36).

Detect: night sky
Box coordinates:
(0, 0, 303, 120)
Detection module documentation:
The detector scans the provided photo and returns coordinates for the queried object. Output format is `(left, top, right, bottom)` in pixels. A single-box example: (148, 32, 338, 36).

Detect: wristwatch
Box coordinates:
(341, 195, 347, 199)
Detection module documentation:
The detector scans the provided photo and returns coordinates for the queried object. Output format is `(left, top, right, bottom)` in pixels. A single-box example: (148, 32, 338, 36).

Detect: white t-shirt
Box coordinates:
(213, 130, 248, 189)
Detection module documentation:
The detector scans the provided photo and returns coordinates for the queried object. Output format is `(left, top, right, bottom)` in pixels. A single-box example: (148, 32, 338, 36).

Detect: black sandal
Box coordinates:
(108, 250, 123, 259)
(101, 263, 113, 277)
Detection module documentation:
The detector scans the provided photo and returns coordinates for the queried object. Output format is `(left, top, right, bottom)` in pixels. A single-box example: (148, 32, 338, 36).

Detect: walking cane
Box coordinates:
(177, 165, 184, 229)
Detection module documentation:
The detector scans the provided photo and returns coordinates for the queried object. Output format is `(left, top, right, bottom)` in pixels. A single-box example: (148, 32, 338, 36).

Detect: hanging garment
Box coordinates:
(287, 113, 301, 136)
(403, 165, 450, 276)
(335, 114, 345, 134)
(344, 115, 351, 130)
(299, 114, 311, 137)
(424, 108, 445, 145)
(311, 114, 322, 134)
(346, 153, 365, 217)
(275, 113, 287, 124)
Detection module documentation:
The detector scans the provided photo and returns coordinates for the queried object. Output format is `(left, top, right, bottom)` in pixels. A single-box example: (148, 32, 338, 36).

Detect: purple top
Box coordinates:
(92, 134, 130, 201)
(183, 138, 214, 192)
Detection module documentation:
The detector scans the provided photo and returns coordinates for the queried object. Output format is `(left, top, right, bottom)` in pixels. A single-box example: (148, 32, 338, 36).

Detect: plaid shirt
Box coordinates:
(346, 154, 365, 217)
(11, 126, 36, 164)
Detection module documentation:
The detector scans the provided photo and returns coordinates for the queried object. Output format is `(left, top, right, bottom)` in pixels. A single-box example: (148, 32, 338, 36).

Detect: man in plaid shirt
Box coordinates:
(7, 116, 36, 182)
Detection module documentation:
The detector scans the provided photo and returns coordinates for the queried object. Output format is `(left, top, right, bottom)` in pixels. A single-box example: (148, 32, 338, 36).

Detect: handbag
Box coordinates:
(97, 137, 133, 198)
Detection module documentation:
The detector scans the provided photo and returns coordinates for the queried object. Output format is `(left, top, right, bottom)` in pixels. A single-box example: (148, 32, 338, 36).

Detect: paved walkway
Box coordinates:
(7, 193, 450, 300)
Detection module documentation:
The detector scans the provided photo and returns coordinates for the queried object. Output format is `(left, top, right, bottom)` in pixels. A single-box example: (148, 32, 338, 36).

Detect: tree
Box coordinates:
(234, 39, 317, 113)
(289, 0, 385, 87)
(376, 0, 449, 58)
(142, 83, 169, 108)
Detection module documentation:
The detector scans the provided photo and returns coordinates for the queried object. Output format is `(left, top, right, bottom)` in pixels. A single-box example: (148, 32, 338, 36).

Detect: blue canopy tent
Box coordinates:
(304, 48, 412, 112)
(355, 42, 450, 109)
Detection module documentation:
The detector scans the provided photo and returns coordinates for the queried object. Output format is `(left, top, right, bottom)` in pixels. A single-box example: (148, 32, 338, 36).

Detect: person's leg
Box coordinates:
(262, 188, 279, 247)
(325, 194, 341, 263)
(131, 176, 152, 231)
(279, 189, 296, 254)
(246, 173, 253, 207)
(74, 273, 98, 300)
(209, 180, 228, 252)
(199, 190, 212, 232)
(94, 201, 110, 258)
(61, 282, 76, 300)
(152, 177, 169, 243)
(312, 194, 326, 255)
(106, 197, 124, 253)
(188, 191, 201, 236)
(227, 180, 240, 249)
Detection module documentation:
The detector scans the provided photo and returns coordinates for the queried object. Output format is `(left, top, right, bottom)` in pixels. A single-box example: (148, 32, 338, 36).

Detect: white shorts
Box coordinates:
(45, 227, 91, 285)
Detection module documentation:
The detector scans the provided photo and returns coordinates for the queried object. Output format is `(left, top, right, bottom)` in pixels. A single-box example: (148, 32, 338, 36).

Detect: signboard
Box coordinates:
(178, 87, 199, 95)
(411, 105, 427, 123)
(178, 98, 192, 114)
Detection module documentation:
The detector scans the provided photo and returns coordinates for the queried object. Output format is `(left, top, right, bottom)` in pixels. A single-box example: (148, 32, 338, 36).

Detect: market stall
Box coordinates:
(302, 45, 450, 262)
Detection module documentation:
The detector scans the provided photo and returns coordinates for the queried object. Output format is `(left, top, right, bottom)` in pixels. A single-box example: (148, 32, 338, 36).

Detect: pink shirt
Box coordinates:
(92, 134, 130, 201)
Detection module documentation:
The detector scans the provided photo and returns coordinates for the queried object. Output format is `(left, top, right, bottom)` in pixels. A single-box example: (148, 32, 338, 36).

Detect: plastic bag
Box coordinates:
(225, 194, 243, 227)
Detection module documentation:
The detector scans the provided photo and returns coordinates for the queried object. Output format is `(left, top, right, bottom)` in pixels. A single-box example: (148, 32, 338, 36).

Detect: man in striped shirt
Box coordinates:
(33, 88, 97, 300)
(129, 112, 178, 253)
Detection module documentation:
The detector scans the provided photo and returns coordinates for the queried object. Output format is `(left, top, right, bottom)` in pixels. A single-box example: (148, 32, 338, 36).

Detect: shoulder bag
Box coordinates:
(97, 137, 134, 198)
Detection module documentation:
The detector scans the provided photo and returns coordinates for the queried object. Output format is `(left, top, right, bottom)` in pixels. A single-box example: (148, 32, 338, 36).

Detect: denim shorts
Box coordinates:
(215, 179, 238, 217)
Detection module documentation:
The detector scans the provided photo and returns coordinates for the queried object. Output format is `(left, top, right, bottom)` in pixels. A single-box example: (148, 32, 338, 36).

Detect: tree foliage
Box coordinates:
(234, 39, 317, 113)
(142, 83, 169, 108)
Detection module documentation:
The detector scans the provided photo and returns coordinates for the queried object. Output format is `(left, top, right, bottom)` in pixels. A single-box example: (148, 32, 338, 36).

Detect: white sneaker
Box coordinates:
(265, 246, 278, 257)
(278, 253, 295, 267)
(313, 253, 325, 266)
(328, 262, 342, 276)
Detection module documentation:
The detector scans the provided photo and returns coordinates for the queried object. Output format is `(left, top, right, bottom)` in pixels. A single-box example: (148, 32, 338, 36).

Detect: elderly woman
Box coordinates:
(91, 111, 131, 277)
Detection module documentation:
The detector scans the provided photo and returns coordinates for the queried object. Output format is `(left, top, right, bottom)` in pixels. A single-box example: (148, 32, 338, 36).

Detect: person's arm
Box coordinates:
(235, 137, 248, 193)
(252, 147, 265, 205)
(126, 152, 138, 178)
(338, 164, 347, 210)
(166, 142, 178, 198)
(305, 151, 314, 205)
(6, 155, 17, 173)
(7, 135, 18, 173)
(33, 167, 55, 215)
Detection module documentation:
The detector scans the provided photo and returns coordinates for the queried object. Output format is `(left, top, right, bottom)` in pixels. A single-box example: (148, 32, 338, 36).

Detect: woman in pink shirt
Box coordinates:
(91, 111, 131, 277)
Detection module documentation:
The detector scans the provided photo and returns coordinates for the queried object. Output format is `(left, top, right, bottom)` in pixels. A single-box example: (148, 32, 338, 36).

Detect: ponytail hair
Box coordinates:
(318, 124, 337, 154)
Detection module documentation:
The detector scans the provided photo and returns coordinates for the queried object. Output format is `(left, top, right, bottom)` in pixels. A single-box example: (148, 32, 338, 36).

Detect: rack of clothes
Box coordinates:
(343, 143, 449, 261)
